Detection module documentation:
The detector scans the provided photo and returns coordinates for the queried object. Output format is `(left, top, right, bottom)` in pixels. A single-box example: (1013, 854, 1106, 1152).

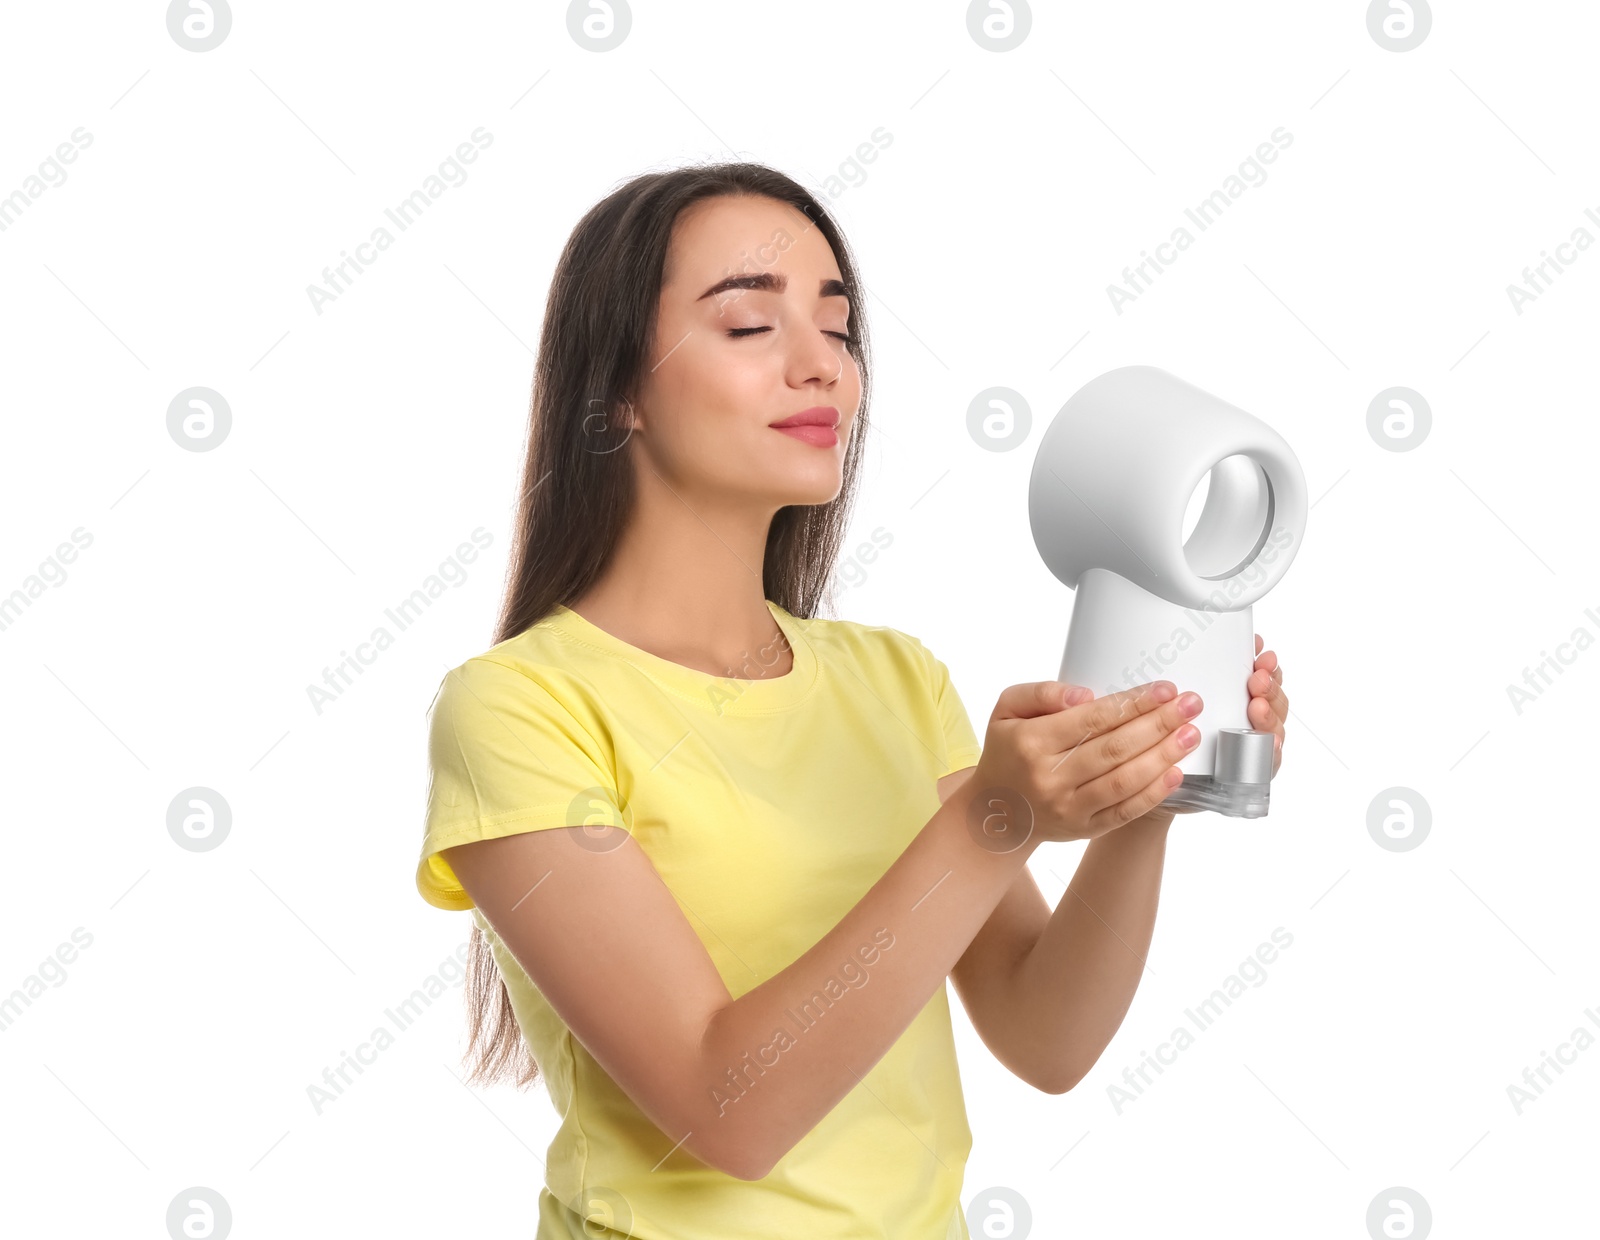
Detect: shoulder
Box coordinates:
(786, 608, 937, 685)
(426, 614, 605, 730)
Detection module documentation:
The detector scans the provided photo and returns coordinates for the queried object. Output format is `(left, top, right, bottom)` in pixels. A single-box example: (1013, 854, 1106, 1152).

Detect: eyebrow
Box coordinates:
(697, 272, 850, 306)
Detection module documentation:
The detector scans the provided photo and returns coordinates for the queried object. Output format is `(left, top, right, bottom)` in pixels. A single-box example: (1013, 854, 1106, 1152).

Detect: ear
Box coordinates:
(620, 394, 642, 435)
(582, 394, 639, 450)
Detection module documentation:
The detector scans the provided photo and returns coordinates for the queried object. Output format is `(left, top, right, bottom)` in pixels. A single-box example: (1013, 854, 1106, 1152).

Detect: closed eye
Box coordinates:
(728, 327, 854, 346)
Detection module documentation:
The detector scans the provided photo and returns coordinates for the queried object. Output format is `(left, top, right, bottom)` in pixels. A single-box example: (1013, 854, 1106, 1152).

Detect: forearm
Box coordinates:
(1006, 813, 1173, 1092)
(694, 770, 1036, 1178)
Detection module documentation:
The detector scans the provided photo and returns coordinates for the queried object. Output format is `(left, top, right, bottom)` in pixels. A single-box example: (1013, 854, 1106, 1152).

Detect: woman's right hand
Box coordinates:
(968, 679, 1204, 846)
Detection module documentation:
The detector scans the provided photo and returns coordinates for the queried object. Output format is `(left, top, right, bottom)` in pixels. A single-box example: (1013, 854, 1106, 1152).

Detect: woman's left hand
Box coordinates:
(1248, 633, 1288, 778)
(1133, 636, 1288, 824)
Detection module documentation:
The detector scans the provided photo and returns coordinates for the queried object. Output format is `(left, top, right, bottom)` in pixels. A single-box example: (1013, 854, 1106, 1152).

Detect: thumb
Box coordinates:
(993, 681, 1092, 721)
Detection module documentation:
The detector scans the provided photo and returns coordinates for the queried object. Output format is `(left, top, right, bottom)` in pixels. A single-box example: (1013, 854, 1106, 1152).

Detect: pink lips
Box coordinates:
(771, 406, 840, 448)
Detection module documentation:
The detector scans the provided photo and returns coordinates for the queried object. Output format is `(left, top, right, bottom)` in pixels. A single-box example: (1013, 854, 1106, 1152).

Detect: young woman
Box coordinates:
(415, 162, 1288, 1238)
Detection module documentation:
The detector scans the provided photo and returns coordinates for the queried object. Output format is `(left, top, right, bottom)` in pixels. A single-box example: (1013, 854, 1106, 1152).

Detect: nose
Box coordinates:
(787, 324, 846, 389)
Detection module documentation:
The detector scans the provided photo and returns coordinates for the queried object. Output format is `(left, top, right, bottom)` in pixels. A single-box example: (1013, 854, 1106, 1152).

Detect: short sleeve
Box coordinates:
(914, 639, 983, 778)
(416, 656, 627, 911)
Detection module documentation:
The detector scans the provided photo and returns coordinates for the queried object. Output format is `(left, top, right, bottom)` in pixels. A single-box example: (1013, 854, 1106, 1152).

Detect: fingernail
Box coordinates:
(1177, 724, 1199, 747)
(1179, 692, 1202, 717)
(1066, 686, 1092, 705)
(1164, 768, 1183, 788)
(1152, 682, 1176, 702)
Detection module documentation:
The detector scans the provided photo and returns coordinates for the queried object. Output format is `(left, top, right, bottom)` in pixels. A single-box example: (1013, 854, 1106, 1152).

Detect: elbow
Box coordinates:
(997, 1045, 1083, 1095)
(702, 1142, 773, 1183)
(725, 1154, 776, 1183)
(687, 1017, 777, 1180)
(720, 1134, 779, 1182)
(682, 1131, 773, 1183)
(1033, 1064, 1087, 1096)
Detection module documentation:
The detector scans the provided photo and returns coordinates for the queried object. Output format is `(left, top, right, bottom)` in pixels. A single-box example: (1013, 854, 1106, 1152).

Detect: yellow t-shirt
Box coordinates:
(416, 598, 985, 1240)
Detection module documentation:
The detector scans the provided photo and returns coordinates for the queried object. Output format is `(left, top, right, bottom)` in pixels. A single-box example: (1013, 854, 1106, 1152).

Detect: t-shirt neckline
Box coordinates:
(543, 598, 819, 714)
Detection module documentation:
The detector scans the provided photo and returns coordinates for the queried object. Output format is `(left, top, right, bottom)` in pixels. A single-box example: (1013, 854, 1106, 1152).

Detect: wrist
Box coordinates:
(944, 772, 1043, 865)
(1098, 808, 1174, 845)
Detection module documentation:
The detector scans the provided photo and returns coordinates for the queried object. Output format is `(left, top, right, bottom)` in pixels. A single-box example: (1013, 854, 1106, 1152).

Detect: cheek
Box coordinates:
(657, 341, 753, 420)
(653, 345, 779, 464)
(840, 352, 864, 400)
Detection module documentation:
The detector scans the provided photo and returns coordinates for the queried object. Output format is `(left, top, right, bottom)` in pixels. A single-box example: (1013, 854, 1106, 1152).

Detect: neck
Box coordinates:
(569, 470, 792, 679)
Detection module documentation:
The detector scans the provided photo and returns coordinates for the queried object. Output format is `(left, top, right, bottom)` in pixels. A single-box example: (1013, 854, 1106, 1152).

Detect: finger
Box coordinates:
(1249, 702, 1288, 757)
(1253, 648, 1283, 689)
(1042, 680, 1177, 755)
(1052, 687, 1202, 785)
(1085, 762, 1187, 838)
(1075, 713, 1201, 817)
(1248, 695, 1280, 731)
(1261, 680, 1289, 724)
(993, 681, 1094, 722)
(1246, 685, 1286, 729)
(1254, 633, 1263, 655)
(1249, 663, 1286, 698)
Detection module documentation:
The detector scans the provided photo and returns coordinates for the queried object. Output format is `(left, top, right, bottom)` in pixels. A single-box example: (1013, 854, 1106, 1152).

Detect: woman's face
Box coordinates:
(628, 193, 862, 512)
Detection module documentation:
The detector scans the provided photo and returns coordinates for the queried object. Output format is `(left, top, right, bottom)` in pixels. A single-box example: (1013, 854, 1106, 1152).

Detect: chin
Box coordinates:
(771, 471, 843, 507)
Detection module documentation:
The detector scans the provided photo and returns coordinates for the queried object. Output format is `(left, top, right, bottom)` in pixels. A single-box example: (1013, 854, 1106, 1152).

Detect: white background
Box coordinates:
(3, 1, 1596, 1236)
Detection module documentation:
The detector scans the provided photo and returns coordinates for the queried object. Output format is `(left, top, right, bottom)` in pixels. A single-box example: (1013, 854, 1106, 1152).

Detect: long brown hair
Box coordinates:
(461, 161, 875, 1087)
